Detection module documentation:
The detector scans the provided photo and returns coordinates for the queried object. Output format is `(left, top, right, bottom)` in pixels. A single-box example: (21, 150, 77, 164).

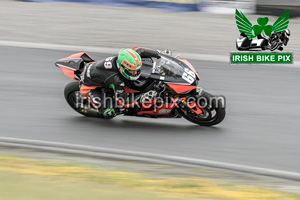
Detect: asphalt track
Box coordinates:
(1, 45, 300, 173)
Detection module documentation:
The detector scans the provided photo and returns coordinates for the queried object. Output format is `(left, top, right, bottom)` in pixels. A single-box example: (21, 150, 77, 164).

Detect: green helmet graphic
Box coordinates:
(118, 48, 142, 81)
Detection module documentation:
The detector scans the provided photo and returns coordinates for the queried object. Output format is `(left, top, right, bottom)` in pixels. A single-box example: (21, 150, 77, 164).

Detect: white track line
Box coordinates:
(0, 136, 300, 181)
(0, 40, 300, 68)
(0, 40, 234, 63)
(0, 40, 298, 67)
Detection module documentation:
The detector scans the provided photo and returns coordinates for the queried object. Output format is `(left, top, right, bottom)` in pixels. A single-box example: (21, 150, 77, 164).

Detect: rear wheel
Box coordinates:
(177, 91, 226, 126)
(64, 82, 100, 117)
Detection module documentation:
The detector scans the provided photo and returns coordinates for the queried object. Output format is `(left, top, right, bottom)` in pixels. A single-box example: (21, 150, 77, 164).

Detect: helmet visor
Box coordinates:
(127, 70, 138, 76)
(122, 66, 141, 78)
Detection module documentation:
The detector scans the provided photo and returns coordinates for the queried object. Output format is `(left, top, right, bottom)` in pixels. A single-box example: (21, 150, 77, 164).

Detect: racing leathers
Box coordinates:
(79, 47, 160, 119)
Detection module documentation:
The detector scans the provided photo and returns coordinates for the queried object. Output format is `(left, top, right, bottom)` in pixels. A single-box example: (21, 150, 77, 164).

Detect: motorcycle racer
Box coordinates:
(269, 29, 290, 51)
(80, 47, 160, 119)
(56, 48, 226, 126)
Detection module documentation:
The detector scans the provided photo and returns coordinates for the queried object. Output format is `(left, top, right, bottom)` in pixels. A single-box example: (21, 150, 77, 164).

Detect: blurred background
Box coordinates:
(1, 0, 300, 199)
(1, 0, 300, 58)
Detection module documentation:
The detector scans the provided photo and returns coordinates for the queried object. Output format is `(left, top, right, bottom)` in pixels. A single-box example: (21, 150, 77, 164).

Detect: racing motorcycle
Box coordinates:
(55, 52, 226, 126)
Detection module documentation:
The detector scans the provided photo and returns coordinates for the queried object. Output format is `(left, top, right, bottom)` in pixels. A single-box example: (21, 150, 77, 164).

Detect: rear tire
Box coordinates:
(64, 82, 99, 117)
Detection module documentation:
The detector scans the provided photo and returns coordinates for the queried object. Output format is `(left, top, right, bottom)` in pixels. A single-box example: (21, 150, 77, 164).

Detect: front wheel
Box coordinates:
(64, 82, 100, 117)
(177, 91, 226, 126)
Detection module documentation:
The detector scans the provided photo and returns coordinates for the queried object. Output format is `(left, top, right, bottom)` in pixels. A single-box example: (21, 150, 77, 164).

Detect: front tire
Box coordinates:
(64, 82, 99, 117)
(177, 91, 226, 126)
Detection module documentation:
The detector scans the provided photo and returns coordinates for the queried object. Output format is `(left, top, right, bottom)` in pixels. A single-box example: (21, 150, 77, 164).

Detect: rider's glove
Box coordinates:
(103, 107, 116, 119)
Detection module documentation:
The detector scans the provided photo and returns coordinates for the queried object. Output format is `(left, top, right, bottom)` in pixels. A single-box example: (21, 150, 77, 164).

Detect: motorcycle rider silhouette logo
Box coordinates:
(235, 9, 290, 51)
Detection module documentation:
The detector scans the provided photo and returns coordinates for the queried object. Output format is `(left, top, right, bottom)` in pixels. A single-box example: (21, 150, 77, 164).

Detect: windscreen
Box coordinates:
(154, 56, 184, 78)
(153, 55, 196, 85)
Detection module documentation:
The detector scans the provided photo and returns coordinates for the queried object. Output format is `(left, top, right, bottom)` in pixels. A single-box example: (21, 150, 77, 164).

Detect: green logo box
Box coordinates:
(230, 52, 293, 64)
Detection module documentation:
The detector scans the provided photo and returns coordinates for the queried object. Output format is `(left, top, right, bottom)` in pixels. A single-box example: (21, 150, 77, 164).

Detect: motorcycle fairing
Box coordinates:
(56, 65, 76, 80)
(178, 59, 200, 80)
(137, 99, 178, 116)
(124, 87, 139, 93)
(123, 78, 153, 93)
(55, 52, 94, 81)
(61, 52, 94, 63)
(155, 54, 199, 85)
(180, 97, 203, 114)
(167, 84, 196, 94)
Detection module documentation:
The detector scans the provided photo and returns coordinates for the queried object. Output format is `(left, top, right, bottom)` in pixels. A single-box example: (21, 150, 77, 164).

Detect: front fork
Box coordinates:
(178, 87, 204, 115)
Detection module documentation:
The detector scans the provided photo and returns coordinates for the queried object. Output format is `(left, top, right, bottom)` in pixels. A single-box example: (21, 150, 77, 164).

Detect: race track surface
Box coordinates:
(1, 46, 300, 172)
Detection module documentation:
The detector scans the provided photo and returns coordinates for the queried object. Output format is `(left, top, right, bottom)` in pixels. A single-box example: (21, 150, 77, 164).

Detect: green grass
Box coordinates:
(0, 171, 177, 200)
(0, 154, 300, 200)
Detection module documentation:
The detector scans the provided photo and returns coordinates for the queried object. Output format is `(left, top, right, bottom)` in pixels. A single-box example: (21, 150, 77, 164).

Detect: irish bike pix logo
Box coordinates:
(230, 9, 293, 64)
